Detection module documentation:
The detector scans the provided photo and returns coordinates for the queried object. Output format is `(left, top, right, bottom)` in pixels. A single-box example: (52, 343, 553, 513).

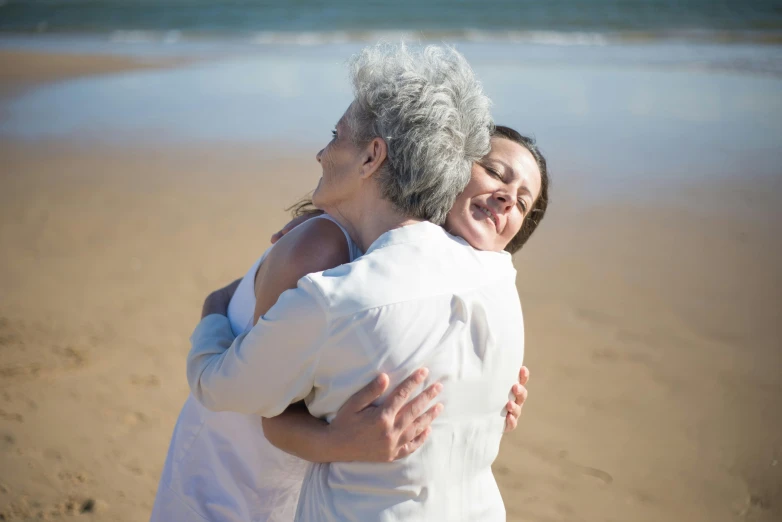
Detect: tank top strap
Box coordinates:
(312, 214, 363, 262)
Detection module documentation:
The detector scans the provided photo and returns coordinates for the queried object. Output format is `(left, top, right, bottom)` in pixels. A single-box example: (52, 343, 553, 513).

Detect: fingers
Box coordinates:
(395, 426, 432, 460)
(270, 214, 313, 245)
(519, 366, 530, 386)
(342, 373, 390, 413)
(512, 383, 528, 407)
(507, 400, 522, 421)
(282, 215, 308, 234)
(398, 401, 442, 447)
(227, 277, 242, 295)
(505, 382, 526, 433)
(382, 368, 429, 415)
(394, 381, 442, 431)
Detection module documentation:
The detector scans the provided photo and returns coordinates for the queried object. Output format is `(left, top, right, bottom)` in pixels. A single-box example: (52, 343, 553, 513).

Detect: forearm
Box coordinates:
(187, 279, 327, 415)
(187, 314, 240, 411)
(262, 404, 349, 463)
(187, 314, 292, 415)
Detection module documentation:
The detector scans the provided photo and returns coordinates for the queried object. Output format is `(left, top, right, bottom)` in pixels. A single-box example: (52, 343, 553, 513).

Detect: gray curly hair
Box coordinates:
(347, 43, 493, 225)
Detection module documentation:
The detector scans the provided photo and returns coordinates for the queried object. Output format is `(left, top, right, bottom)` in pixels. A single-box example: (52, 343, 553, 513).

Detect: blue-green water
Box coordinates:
(2, 41, 780, 197)
(1, 2, 781, 197)
(1, 0, 782, 42)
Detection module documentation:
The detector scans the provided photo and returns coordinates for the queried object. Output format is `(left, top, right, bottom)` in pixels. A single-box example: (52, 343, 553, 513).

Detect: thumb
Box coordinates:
(343, 373, 390, 413)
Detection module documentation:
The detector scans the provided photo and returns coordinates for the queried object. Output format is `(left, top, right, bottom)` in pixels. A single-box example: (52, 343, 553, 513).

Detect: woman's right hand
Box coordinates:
(328, 368, 443, 462)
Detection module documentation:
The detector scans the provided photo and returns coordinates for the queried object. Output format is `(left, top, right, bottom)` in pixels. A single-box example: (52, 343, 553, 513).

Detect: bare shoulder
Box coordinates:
(264, 217, 350, 281)
(253, 217, 351, 320)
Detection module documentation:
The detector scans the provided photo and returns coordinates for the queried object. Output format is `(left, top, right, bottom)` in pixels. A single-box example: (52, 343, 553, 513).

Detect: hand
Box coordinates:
(504, 366, 529, 433)
(328, 368, 443, 462)
(270, 212, 324, 244)
(201, 278, 242, 318)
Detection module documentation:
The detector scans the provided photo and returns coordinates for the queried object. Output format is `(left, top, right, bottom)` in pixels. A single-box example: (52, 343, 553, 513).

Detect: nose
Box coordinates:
(493, 190, 515, 213)
(316, 148, 323, 163)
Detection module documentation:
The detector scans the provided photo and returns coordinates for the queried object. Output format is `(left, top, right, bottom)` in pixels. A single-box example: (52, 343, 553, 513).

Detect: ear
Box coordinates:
(359, 137, 387, 180)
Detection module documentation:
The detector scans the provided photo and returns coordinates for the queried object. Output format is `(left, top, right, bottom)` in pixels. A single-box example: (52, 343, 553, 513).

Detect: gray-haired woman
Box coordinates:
(160, 43, 534, 521)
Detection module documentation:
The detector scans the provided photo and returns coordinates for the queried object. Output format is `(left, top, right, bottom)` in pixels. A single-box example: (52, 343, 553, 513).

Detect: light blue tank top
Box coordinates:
(227, 214, 362, 336)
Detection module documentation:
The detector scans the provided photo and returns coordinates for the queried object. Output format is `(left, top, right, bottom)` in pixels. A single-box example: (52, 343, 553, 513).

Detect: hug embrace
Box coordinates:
(152, 42, 550, 522)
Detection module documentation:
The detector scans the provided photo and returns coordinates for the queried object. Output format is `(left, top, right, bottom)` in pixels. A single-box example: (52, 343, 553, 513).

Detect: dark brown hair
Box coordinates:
(287, 125, 549, 254)
(287, 196, 321, 219)
(492, 125, 550, 254)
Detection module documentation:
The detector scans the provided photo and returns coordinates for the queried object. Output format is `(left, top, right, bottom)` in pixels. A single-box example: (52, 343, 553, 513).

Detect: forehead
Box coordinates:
(337, 101, 356, 129)
(486, 137, 542, 201)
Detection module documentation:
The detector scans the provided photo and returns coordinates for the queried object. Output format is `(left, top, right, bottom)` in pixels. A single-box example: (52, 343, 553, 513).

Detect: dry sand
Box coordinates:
(0, 51, 780, 522)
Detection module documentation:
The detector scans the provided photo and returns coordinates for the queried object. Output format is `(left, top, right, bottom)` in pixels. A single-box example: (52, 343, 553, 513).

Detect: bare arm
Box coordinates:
(252, 217, 349, 324)
(187, 218, 348, 413)
(264, 371, 443, 463)
(263, 365, 530, 462)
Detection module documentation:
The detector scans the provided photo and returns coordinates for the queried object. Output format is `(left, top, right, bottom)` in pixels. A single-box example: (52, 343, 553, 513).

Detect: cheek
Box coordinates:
(504, 212, 525, 241)
(320, 148, 336, 174)
(444, 194, 471, 231)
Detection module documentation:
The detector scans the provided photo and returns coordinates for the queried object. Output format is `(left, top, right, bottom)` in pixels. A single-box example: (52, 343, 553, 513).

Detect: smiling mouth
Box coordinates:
(472, 204, 499, 232)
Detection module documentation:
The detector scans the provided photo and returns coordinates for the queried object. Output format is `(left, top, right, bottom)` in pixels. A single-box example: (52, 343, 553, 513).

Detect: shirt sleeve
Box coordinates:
(186, 275, 329, 416)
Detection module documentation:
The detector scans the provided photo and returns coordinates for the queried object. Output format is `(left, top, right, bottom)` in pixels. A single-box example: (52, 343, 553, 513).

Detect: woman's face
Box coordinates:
(312, 105, 364, 212)
(445, 136, 542, 252)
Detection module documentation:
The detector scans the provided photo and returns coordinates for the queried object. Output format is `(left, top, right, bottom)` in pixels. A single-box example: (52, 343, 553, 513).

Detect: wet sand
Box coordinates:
(0, 50, 185, 98)
(0, 51, 780, 521)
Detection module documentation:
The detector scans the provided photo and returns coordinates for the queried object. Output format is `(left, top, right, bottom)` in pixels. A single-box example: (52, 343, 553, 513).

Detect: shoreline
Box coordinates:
(2, 27, 782, 45)
(0, 49, 191, 98)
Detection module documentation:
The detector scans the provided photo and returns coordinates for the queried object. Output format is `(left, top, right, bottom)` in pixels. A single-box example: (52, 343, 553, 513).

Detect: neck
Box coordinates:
(327, 192, 422, 253)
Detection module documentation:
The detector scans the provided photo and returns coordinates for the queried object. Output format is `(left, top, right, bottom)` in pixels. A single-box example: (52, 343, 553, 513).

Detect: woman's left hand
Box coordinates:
(201, 278, 242, 318)
(328, 368, 443, 462)
(504, 366, 529, 433)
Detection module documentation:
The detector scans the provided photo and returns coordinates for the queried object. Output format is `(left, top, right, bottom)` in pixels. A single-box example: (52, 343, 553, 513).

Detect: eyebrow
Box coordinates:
(483, 158, 532, 197)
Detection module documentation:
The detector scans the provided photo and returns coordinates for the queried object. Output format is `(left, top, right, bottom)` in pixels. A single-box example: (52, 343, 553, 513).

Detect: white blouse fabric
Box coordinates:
(187, 221, 525, 522)
(150, 214, 360, 522)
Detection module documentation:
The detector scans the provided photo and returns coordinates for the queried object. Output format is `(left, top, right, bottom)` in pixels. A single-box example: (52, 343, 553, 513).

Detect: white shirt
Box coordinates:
(150, 215, 361, 522)
(188, 221, 525, 522)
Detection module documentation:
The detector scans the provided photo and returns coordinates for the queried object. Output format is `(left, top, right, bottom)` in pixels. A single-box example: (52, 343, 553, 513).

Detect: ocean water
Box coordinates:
(1, 0, 782, 44)
(1, 2, 780, 199)
(2, 40, 780, 201)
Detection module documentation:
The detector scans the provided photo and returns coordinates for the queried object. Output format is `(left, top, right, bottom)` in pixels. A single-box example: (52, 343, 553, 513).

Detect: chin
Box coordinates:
(463, 227, 493, 251)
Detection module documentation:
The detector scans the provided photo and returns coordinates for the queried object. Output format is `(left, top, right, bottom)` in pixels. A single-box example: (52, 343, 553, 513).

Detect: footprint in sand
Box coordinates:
(570, 307, 620, 328)
(49, 496, 107, 517)
(575, 465, 614, 485)
(129, 374, 161, 387)
(553, 449, 614, 486)
(43, 448, 62, 461)
(0, 316, 96, 380)
(738, 491, 773, 518)
(1, 433, 15, 455)
(0, 409, 23, 422)
(123, 459, 145, 476)
(57, 470, 89, 485)
(122, 411, 148, 426)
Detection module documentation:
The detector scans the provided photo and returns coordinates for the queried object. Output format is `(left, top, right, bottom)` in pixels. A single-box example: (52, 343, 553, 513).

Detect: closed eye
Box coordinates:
(331, 129, 338, 139)
(485, 165, 501, 179)
(517, 199, 528, 213)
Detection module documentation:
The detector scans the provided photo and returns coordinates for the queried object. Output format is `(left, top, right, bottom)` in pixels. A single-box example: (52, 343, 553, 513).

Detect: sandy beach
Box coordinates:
(0, 48, 780, 522)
